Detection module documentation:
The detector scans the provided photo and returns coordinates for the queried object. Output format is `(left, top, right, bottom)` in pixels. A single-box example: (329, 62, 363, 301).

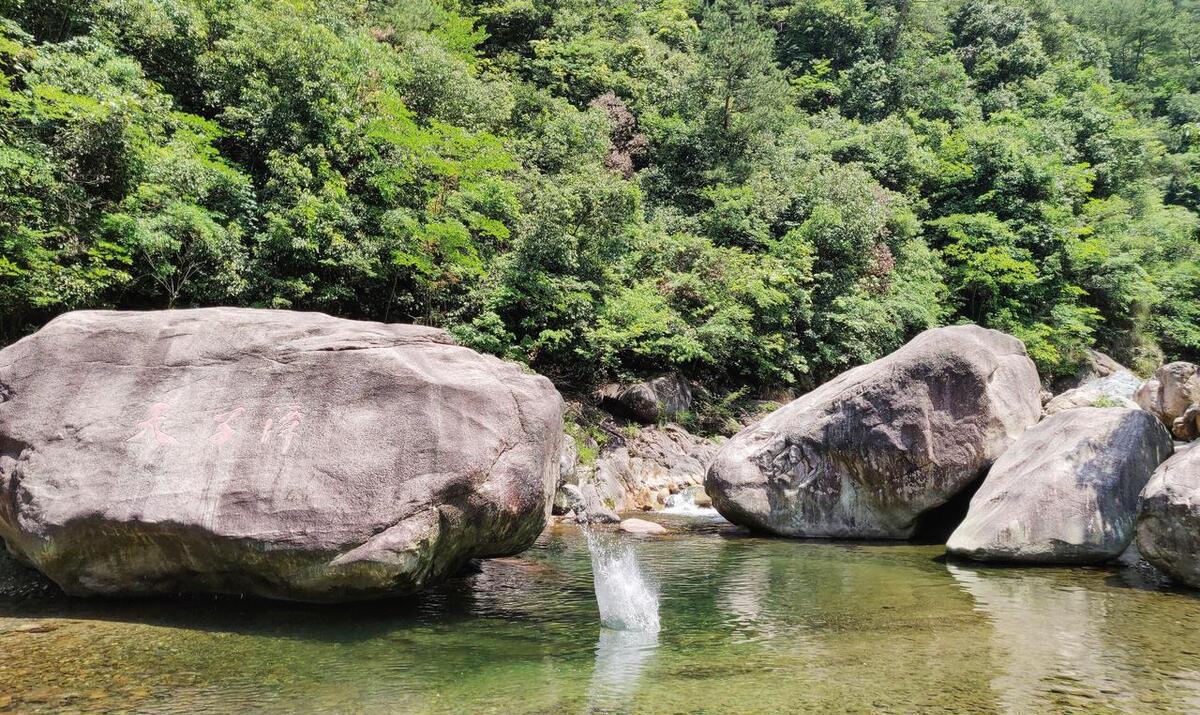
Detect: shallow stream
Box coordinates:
(2, 513, 1199, 713)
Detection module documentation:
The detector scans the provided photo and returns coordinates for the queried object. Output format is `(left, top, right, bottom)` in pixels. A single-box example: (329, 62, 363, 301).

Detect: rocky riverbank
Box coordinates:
(4, 309, 1200, 600)
(555, 419, 720, 522)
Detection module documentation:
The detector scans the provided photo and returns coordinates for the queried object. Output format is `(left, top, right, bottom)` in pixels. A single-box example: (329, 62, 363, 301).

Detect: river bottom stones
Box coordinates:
(706, 325, 1042, 539)
(947, 408, 1173, 564)
(0, 308, 563, 602)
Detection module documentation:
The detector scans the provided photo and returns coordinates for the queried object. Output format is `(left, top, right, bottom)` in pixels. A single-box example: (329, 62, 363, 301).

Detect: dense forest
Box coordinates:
(2, 0, 1199, 404)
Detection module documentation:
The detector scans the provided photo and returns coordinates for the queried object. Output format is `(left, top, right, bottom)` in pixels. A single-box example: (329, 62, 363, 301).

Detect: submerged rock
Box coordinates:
(1135, 362, 1200, 441)
(947, 408, 1172, 563)
(706, 325, 1042, 539)
(1136, 443, 1200, 588)
(0, 309, 563, 602)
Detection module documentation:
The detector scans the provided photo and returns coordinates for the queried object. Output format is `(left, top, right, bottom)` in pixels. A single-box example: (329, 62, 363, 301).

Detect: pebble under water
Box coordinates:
(2, 514, 1200, 713)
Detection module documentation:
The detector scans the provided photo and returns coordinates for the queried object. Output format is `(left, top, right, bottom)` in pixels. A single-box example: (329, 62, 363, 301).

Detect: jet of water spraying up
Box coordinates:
(581, 525, 660, 633)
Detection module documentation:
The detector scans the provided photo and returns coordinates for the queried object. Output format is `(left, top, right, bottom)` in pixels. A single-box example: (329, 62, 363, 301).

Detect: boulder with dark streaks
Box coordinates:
(705, 326, 1041, 539)
(0, 308, 563, 601)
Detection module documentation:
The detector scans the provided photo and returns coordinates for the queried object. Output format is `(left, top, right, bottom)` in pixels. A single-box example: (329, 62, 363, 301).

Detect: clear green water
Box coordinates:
(3, 513, 1200, 714)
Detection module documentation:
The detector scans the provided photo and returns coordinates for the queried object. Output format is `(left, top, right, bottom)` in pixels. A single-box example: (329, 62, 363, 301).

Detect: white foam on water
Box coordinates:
(661, 492, 720, 518)
(582, 526, 660, 633)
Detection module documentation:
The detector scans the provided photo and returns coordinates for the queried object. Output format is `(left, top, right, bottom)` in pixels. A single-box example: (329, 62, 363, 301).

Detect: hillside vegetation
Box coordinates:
(3, 0, 1199, 397)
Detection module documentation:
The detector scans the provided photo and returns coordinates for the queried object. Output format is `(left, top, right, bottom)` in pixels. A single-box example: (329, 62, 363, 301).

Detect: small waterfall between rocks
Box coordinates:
(661, 492, 720, 518)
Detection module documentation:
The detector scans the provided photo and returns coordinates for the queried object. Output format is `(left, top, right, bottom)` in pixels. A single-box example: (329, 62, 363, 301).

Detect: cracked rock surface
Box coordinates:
(0, 308, 563, 601)
(705, 325, 1042, 539)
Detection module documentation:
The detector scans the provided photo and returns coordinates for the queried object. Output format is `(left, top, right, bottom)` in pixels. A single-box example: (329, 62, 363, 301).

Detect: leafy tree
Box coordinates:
(2, 0, 1200, 411)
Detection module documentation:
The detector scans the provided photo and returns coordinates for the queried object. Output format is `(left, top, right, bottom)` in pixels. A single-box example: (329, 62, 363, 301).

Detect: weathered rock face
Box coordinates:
(1050, 349, 1128, 394)
(0, 309, 563, 601)
(706, 325, 1042, 539)
(1135, 362, 1200, 441)
(557, 483, 620, 524)
(947, 408, 1173, 563)
(599, 375, 692, 424)
(559, 433, 579, 481)
(1176, 405, 1200, 442)
(1136, 442, 1200, 588)
(1043, 371, 1142, 416)
(592, 424, 719, 511)
(553, 420, 717, 520)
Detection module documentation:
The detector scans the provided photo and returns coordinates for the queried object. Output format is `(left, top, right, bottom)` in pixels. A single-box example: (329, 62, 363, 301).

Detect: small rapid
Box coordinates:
(661, 492, 721, 518)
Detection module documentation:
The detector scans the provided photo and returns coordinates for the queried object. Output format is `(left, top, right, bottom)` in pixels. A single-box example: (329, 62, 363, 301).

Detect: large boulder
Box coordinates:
(1136, 443, 1200, 588)
(947, 408, 1172, 563)
(0, 309, 563, 601)
(1135, 362, 1200, 440)
(598, 375, 692, 424)
(1043, 370, 1142, 416)
(706, 325, 1042, 538)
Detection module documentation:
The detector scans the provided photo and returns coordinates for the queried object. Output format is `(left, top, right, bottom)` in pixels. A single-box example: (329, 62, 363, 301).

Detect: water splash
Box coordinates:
(582, 526, 660, 633)
(661, 492, 720, 518)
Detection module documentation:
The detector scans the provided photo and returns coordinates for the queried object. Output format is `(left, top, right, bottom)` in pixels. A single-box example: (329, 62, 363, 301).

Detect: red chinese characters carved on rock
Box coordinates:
(129, 402, 308, 454)
(260, 407, 306, 455)
(207, 406, 246, 446)
(129, 402, 179, 446)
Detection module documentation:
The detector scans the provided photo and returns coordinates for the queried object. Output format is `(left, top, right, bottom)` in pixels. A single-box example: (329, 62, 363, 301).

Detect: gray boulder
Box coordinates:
(1136, 442, 1200, 587)
(706, 325, 1042, 538)
(0, 309, 563, 601)
(1043, 371, 1142, 416)
(599, 375, 692, 424)
(1135, 362, 1200, 440)
(559, 484, 620, 524)
(947, 408, 1173, 563)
